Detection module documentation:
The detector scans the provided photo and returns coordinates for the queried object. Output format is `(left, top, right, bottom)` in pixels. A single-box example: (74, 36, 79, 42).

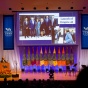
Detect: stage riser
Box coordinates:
(21, 66, 76, 72)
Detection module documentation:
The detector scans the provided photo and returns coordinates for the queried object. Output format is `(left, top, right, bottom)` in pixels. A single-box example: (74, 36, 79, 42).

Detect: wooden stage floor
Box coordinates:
(0, 71, 78, 81)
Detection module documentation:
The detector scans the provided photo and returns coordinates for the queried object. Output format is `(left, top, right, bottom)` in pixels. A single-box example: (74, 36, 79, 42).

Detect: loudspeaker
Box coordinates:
(12, 74, 19, 78)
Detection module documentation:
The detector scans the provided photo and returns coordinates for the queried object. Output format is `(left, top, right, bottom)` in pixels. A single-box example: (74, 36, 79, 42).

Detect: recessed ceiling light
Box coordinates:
(46, 7, 49, 10)
(9, 8, 12, 10)
(21, 7, 24, 10)
(58, 7, 61, 9)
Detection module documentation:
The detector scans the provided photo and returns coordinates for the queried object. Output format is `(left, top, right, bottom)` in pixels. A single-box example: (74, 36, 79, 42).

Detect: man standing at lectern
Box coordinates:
(1, 57, 7, 63)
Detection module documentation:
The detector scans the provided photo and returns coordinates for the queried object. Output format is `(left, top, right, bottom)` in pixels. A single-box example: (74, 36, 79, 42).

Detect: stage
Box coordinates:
(0, 71, 78, 81)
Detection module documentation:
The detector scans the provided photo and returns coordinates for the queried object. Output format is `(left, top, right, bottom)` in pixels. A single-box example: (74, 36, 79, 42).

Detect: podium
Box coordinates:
(0, 62, 11, 74)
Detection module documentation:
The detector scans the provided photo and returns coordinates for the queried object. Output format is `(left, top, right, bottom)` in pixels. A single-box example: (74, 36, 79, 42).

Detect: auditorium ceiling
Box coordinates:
(0, 0, 88, 14)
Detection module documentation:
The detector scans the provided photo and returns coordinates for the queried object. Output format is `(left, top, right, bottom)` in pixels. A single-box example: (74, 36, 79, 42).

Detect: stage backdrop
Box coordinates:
(3, 15, 14, 50)
(0, 13, 88, 72)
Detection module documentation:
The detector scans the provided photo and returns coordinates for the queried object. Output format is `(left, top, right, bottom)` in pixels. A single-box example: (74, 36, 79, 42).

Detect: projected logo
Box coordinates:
(4, 28, 13, 36)
(82, 27, 88, 36)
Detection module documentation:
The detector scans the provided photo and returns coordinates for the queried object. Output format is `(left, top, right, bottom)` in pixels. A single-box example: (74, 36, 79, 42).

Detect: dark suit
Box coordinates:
(29, 20, 35, 37)
(23, 21, 29, 37)
(44, 19, 51, 35)
(50, 19, 57, 43)
(40, 22, 45, 35)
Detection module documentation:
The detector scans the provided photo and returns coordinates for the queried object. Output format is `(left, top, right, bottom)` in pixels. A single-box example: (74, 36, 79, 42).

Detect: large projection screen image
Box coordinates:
(17, 11, 78, 45)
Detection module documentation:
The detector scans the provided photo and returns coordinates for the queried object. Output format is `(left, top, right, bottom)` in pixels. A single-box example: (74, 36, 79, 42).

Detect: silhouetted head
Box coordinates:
(25, 79, 29, 82)
(2, 57, 4, 60)
(76, 66, 88, 88)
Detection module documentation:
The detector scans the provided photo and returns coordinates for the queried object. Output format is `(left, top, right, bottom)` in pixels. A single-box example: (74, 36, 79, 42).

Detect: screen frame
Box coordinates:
(16, 10, 78, 46)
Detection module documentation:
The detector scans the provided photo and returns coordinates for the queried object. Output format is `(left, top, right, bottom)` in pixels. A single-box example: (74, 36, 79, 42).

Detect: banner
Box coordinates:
(3, 15, 14, 50)
(81, 14, 88, 49)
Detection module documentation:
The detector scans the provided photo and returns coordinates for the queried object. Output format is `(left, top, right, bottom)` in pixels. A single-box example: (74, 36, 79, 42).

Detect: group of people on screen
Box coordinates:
(21, 15, 57, 38)
(20, 15, 75, 44)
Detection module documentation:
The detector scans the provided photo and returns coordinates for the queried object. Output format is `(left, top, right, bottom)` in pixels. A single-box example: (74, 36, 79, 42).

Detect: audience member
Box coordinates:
(75, 66, 88, 88)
